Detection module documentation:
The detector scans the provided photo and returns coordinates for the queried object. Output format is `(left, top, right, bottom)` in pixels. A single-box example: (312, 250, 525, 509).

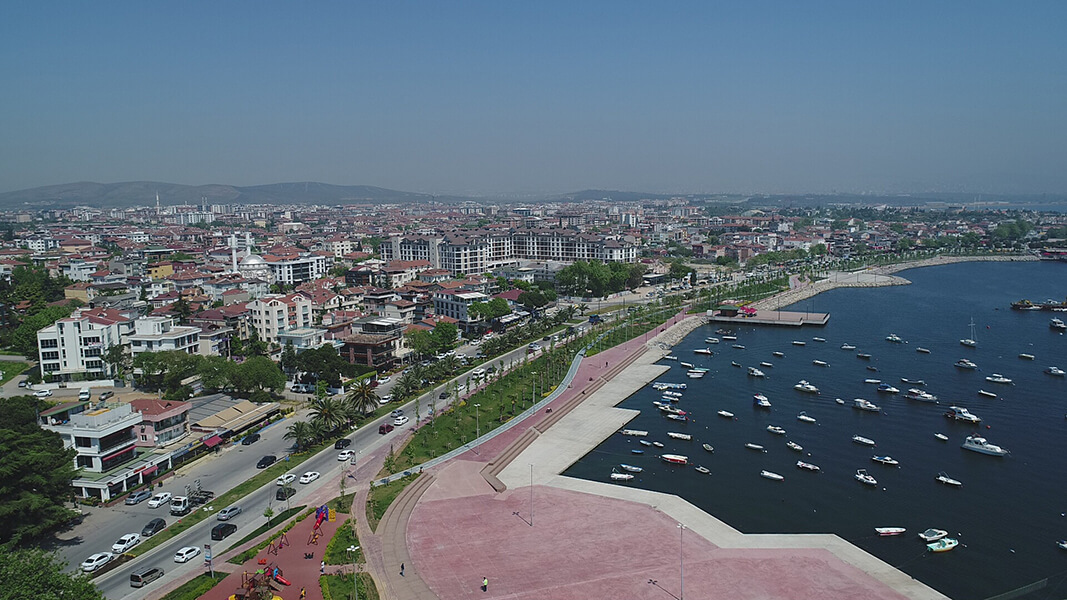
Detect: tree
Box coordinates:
(0, 548, 105, 599)
(430, 321, 459, 354)
(101, 343, 131, 380)
(345, 378, 379, 418)
(405, 329, 434, 359)
(308, 396, 346, 434)
(0, 396, 79, 548)
(198, 355, 235, 391)
(232, 356, 285, 395)
(280, 341, 298, 374)
(10, 305, 75, 358)
(283, 420, 317, 452)
(518, 290, 549, 311)
(170, 296, 192, 325)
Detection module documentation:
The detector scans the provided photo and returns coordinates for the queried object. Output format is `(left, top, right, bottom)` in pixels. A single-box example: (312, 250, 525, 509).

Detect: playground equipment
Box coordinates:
(229, 563, 286, 600)
(307, 504, 329, 545)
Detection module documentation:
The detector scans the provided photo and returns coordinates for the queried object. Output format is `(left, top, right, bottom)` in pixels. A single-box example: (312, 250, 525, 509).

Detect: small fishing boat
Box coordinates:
(945, 406, 981, 423)
(667, 432, 692, 441)
(661, 454, 688, 465)
(872, 455, 899, 466)
(717, 410, 735, 418)
(760, 470, 784, 481)
(977, 390, 997, 398)
(666, 414, 688, 421)
(640, 440, 653, 446)
(748, 367, 766, 378)
(680, 362, 694, 368)
(772, 351, 785, 357)
(1047, 366, 1066, 376)
(766, 425, 786, 435)
(745, 443, 766, 452)
(662, 390, 683, 397)
(885, 334, 904, 343)
(835, 398, 845, 405)
(792, 340, 807, 346)
(760, 361, 774, 368)
(722, 335, 738, 341)
(901, 378, 926, 385)
(985, 373, 1013, 384)
(631, 449, 645, 454)
(702, 443, 714, 453)
(812, 337, 826, 342)
(927, 538, 959, 553)
(877, 383, 900, 394)
(786, 441, 803, 452)
(621, 429, 648, 437)
(916, 347, 931, 354)
(753, 394, 772, 409)
(857, 353, 872, 360)
(905, 388, 938, 402)
(866, 365, 879, 372)
(1052, 318, 1067, 331)
(961, 435, 1009, 456)
(663, 355, 679, 361)
(1018, 353, 1035, 360)
(731, 361, 742, 368)
(732, 344, 746, 350)
(919, 528, 948, 542)
(694, 465, 711, 474)
(852, 435, 876, 446)
(694, 348, 714, 355)
(855, 469, 878, 486)
(812, 360, 829, 367)
(793, 380, 819, 394)
(797, 411, 816, 423)
(1057, 540, 1067, 550)
(875, 527, 906, 536)
(610, 471, 634, 481)
(954, 358, 978, 370)
(853, 398, 881, 412)
(841, 343, 856, 350)
(936, 471, 962, 487)
(686, 370, 706, 379)
(704, 337, 720, 344)
(652, 441, 665, 448)
(619, 464, 643, 473)
(796, 460, 820, 471)
(934, 433, 949, 441)
(657, 404, 686, 415)
(864, 378, 882, 384)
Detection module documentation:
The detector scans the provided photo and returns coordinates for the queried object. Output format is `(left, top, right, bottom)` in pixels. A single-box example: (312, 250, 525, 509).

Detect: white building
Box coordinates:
(36, 308, 132, 381)
(128, 316, 201, 358)
(264, 253, 330, 286)
(248, 293, 313, 344)
(432, 290, 488, 331)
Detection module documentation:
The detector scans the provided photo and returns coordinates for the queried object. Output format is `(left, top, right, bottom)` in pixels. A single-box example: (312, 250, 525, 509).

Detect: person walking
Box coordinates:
(300, 587, 306, 599)
(320, 560, 325, 575)
(481, 576, 488, 592)
(400, 562, 405, 576)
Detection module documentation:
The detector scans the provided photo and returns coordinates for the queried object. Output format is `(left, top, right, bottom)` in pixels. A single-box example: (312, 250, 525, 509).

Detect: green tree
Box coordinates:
(308, 396, 346, 434)
(295, 345, 353, 388)
(198, 355, 235, 391)
(280, 341, 298, 374)
(344, 378, 379, 417)
(430, 321, 459, 354)
(0, 548, 105, 599)
(405, 329, 434, 359)
(283, 420, 317, 452)
(231, 356, 285, 394)
(10, 305, 75, 358)
(170, 296, 192, 325)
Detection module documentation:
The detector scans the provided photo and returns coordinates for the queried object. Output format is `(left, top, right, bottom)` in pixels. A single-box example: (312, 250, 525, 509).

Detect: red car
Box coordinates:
(378, 423, 394, 435)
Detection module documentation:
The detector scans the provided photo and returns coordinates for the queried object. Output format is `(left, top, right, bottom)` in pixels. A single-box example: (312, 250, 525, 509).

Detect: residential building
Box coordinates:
(247, 293, 313, 343)
(432, 290, 488, 332)
(342, 317, 405, 369)
(263, 252, 330, 285)
(36, 308, 132, 381)
(278, 327, 328, 353)
(128, 316, 201, 358)
(129, 398, 191, 447)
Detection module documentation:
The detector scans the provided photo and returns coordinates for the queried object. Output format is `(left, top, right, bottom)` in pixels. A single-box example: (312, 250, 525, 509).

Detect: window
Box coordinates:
(76, 456, 94, 469)
(40, 339, 58, 349)
(42, 351, 59, 360)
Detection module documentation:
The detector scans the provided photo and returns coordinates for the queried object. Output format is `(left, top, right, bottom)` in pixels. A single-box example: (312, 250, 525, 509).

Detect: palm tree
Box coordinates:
(284, 420, 316, 452)
(308, 396, 346, 434)
(345, 378, 379, 418)
(576, 303, 588, 316)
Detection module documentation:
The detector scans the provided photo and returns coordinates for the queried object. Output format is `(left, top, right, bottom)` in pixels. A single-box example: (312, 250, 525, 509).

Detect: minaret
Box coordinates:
(245, 232, 253, 257)
(230, 233, 238, 273)
(155, 192, 161, 216)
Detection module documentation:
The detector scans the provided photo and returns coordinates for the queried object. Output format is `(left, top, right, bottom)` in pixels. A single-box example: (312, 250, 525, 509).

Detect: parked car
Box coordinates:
(111, 533, 141, 554)
(439, 391, 448, 399)
(256, 455, 277, 469)
(141, 518, 166, 537)
(210, 523, 237, 541)
(34, 389, 52, 398)
(276, 474, 296, 486)
(334, 438, 352, 450)
(390, 409, 404, 418)
(377, 376, 390, 383)
(393, 415, 410, 426)
(98, 390, 114, 401)
(17, 380, 27, 388)
(276, 486, 296, 501)
(241, 433, 261, 446)
(299, 471, 320, 484)
(217, 505, 242, 521)
(337, 450, 355, 461)
(173, 546, 201, 563)
(125, 490, 153, 505)
(78, 388, 92, 401)
(377, 395, 392, 404)
(147, 492, 172, 508)
(378, 423, 394, 435)
(81, 552, 115, 572)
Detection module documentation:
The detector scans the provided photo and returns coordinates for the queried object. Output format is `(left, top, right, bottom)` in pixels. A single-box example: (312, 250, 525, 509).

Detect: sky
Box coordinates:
(2, 2, 1066, 196)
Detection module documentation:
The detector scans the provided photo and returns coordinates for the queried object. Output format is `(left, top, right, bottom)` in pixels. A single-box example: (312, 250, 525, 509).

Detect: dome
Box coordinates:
(240, 254, 266, 266)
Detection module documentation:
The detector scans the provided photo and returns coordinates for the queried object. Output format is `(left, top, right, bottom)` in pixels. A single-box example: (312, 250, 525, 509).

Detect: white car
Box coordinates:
(337, 450, 355, 461)
(147, 492, 172, 508)
(174, 546, 201, 563)
(217, 505, 242, 521)
(111, 533, 141, 554)
(34, 389, 53, 398)
(377, 376, 390, 384)
(80, 552, 115, 572)
(299, 471, 320, 484)
(276, 474, 296, 486)
(393, 415, 410, 426)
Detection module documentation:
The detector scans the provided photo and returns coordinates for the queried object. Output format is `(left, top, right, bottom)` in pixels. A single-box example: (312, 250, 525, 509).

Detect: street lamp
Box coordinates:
(474, 403, 481, 439)
(346, 545, 360, 600)
(678, 523, 685, 600)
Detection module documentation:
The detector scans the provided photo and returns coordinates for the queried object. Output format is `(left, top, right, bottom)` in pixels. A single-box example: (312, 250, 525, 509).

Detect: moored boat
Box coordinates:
(680, 361, 694, 368)
(731, 361, 742, 367)
(841, 343, 856, 350)
(936, 471, 962, 486)
(954, 358, 978, 370)
(1052, 318, 1067, 331)
(652, 441, 665, 448)
(852, 435, 876, 446)
(919, 528, 948, 542)
(640, 440, 653, 446)
(732, 344, 745, 350)
(977, 389, 997, 398)
(857, 353, 872, 359)
(1047, 366, 1066, 376)
(885, 333, 904, 343)
(686, 370, 706, 379)
(663, 355, 678, 361)
(666, 414, 688, 421)
(797, 411, 816, 423)
(960, 318, 978, 347)
(760, 470, 784, 481)
(786, 440, 803, 452)
(631, 449, 645, 454)
(667, 432, 692, 441)
(962, 435, 1009, 456)
(934, 433, 949, 441)
(753, 394, 772, 409)
(853, 398, 881, 412)
(694, 465, 711, 474)
(662, 390, 683, 397)
(901, 378, 926, 385)
(872, 455, 899, 466)
(695, 348, 714, 355)
(876, 383, 899, 394)
(864, 378, 882, 384)
(760, 361, 773, 368)
(772, 351, 785, 357)
(620, 429, 648, 437)
(748, 367, 766, 378)
(793, 380, 819, 394)
(661, 454, 688, 465)
(812, 337, 826, 342)
(717, 410, 734, 418)
(812, 359, 829, 367)
(792, 340, 806, 346)
(1019, 353, 1035, 360)
(702, 443, 714, 453)
(745, 443, 766, 452)
(927, 538, 959, 552)
(619, 464, 643, 473)
(704, 337, 720, 344)
(916, 347, 931, 354)
(875, 527, 906, 536)
(945, 406, 981, 423)
(722, 335, 738, 341)
(611, 471, 635, 481)
(796, 460, 820, 471)
(855, 469, 878, 486)
(985, 373, 1013, 384)
(905, 388, 938, 402)
(766, 425, 786, 435)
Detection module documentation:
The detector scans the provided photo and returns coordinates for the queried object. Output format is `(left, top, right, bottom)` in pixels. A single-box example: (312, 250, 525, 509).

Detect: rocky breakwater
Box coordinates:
(749, 272, 909, 311)
(646, 315, 706, 351)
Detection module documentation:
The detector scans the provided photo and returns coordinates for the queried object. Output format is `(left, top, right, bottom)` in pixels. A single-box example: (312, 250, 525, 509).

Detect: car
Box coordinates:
(276, 474, 296, 486)
(334, 438, 352, 450)
(81, 552, 115, 572)
(125, 490, 153, 505)
(377, 394, 392, 405)
(34, 389, 52, 398)
(378, 423, 394, 435)
(147, 492, 172, 508)
(98, 390, 114, 401)
(377, 376, 390, 384)
(290, 383, 311, 393)
(173, 546, 201, 563)
(256, 455, 277, 469)
(111, 533, 141, 554)
(217, 505, 242, 521)
(210, 522, 237, 540)
(241, 433, 261, 446)
(393, 415, 410, 426)
(141, 518, 166, 537)
(472, 368, 486, 377)
(299, 471, 320, 484)
(390, 409, 404, 418)
(439, 391, 448, 399)
(337, 450, 355, 461)
(18, 380, 27, 388)
(276, 486, 296, 501)
(78, 388, 92, 401)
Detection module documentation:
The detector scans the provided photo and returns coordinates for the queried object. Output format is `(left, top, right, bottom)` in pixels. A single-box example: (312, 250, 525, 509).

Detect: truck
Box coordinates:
(170, 496, 190, 516)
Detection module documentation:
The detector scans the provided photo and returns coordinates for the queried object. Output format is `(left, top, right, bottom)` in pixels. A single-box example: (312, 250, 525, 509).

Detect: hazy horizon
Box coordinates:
(3, 2, 1066, 196)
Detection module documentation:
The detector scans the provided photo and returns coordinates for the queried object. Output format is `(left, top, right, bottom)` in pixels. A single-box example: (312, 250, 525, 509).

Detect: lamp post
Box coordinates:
(678, 523, 685, 600)
(474, 403, 480, 439)
(529, 463, 534, 526)
(347, 545, 360, 600)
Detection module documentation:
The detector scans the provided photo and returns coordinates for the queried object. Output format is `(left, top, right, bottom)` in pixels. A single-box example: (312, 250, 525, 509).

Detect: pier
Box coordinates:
(706, 308, 830, 327)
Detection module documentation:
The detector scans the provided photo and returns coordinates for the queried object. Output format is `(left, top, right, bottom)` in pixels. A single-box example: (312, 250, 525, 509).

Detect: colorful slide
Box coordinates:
(273, 574, 292, 586)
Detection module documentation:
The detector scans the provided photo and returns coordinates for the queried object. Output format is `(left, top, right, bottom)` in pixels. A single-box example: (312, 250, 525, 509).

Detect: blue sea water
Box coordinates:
(565, 261, 1067, 600)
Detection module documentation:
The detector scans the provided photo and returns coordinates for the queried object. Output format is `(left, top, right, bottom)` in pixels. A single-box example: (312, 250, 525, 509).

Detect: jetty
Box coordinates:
(707, 306, 829, 327)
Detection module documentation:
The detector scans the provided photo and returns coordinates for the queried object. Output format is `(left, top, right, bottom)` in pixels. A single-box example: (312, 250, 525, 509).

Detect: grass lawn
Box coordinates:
(365, 474, 418, 532)
(0, 361, 29, 387)
(321, 573, 379, 600)
(323, 518, 361, 565)
(159, 573, 228, 600)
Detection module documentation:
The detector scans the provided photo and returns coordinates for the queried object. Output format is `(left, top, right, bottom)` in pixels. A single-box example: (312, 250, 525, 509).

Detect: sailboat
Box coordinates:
(960, 318, 977, 348)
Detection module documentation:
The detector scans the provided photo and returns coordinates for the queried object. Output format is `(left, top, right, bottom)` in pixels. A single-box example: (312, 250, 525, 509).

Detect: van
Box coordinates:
(169, 496, 190, 516)
(78, 388, 92, 401)
(129, 566, 164, 588)
(211, 522, 237, 540)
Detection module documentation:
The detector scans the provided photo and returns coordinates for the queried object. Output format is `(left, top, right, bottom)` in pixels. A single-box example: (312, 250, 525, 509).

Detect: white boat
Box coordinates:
(619, 464, 643, 473)
(960, 317, 977, 347)
(1058, 540, 1067, 550)
(732, 344, 746, 350)
(796, 460, 820, 471)
(759, 361, 773, 368)
(792, 340, 806, 346)
(875, 527, 906, 536)
(731, 361, 742, 368)
(652, 441, 665, 448)
(864, 378, 882, 384)
(934, 433, 949, 441)
(717, 410, 734, 418)
(686, 370, 706, 379)
(852, 435, 876, 446)
(653, 382, 687, 390)
(855, 469, 878, 486)
(772, 351, 785, 357)
(667, 432, 692, 441)
(620, 429, 648, 437)
(657, 404, 686, 415)
(704, 337, 720, 344)
(766, 425, 786, 435)
(666, 414, 688, 421)
(745, 443, 766, 452)
(640, 440, 653, 446)
(977, 390, 997, 398)
(962, 435, 1009, 456)
(753, 394, 772, 409)
(694, 465, 711, 474)
(872, 455, 899, 466)
(662, 391, 683, 397)
(841, 343, 856, 350)
(694, 348, 713, 355)
(945, 406, 981, 423)
(954, 358, 978, 370)
(919, 528, 948, 542)
(722, 335, 738, 341)
(885, 333, 904, 343)
(835, 398, 845, 405)
(812, 337, 826, 343)
(702, 443, 714, 453)
(985, 373, 1013, 384)
(663, 355, 678, 361)
(877, 383, 899, 394)
(1047, 366, 1066, 376)
(1018, 353, 1035, 360)
(916, 347, 931, 354)
(680, 362, 694, 368)
(797, 411, 816, 423)
(936, 471, 962, 487)
(905, 388, 938, 402)
(1052, 318, 1067, 331)
(748, 367, 766, 378)
(901, 378, 926, 385)
(812, 360, 829, 367)
(853, 398, 881, 412)
(857, 352, 872, 359)
(793, 380, 819, 394)
(760, 470, 784, 481)
(787, 441, 803, 452)
(661, 454, 688, 465)
(610, 471, 635, 481)
(927, 538, 959, 552)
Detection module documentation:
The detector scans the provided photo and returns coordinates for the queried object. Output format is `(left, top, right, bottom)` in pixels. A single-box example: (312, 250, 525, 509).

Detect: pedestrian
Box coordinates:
(320, 560, 325, 575)
(300, 587, 306, 599)
(400, 562, 405, 576)
(482, 576, 488, 592)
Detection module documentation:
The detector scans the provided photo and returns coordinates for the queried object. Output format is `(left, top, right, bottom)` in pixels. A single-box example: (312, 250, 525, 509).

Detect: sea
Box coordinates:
(565, 260, 1067, 600)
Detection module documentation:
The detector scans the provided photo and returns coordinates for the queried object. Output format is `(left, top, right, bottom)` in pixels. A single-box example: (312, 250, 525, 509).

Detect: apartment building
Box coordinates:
(263, 252, 330, 285)
(36, 308, 132, 381)
(127, 316, 201, 359)
(432, 290, 488, 332)
(129, 398, 191, 447)
(247, 293, 313, 343)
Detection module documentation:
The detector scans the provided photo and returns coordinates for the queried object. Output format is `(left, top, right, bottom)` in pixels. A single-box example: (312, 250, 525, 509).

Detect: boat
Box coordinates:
(872, 456, 899, 466)
(730, 361, 743, 368)
(745, 443, 766, 452)
(905, 388, 938, 402)
(787, 441, 803, 452)
(631, 449, 645, 454)
(766, 425, 786, 435)
(661, 454, 688, 465)
(885, 334, 904, 343)
(813, 337, 826, 342)
(797, 411, 816, 423)
(934, 433, 949, 441)
(916, 347, 931, 354)
(640, 440, 653, 446)
(717, 410, 734, 418)
(695, 348, 713, 355)
(812, 360, 829, 367)
(611, 471, 635, 481)
(652, 441, 665, 448)
(663, 391, 683, 397)
(977, 390, 998, 398)
(936, 472, 962, 487)
(901, 378, 926, 385)
(667, 432, 692, 441)
(866, 365, 879, 372)
(857, 353, 872, 359)
(835, 398, 845, 405)
(1052, 318, 1067, 331)
(919, 528, 949, 542)
(796, 460, 820, 471)
(1019, 353, 1035, 360)
(732, 344, 746, 350)
(875, 527, 906, 536)
(619, 464, 643, 473)
(759, 361, 774, 368)
(657, 404, 686, 415)
(985, 373, 1013, 384)
(702, 443, 714, 453)
(722, 335, 738, 341)
(945, 406, 981, 423)
(961, 435, 1009, 456)
(877, 383, 900, 394)
(620, 429, 648, 437)
(653, 382, 687, 390)
(663, 355, 678, 361)
(926, 538, 959, 553)
(960, 318, 978, 347)
(841, 343, 856, 350)
(1046, 366, 1066, 376)
(853, 398, 881, 412)
(748, 367, 766, 378)
(694, 465, 711, 474)
(793, 380, 819, 394)
(760, 470, 784, 481)
(1058, 541, 1067, 550)
(680, 361, 694, 368)
(792, 340, 806, 346)
(704, 337, 720, 344)
(753, 394, 772, 409)
(772, 351, 785, 357)
(852, 435, 876, 446)
(666, 414, 688, 421)
(864, 378, 882, 384)
(954, 358, 978, 370)
(855, 469, 878, 486)
(686, 370, 706, 379)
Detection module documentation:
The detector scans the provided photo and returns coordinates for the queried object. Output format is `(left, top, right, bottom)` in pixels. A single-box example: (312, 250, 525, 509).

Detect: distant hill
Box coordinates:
(0, 181, 434, 210)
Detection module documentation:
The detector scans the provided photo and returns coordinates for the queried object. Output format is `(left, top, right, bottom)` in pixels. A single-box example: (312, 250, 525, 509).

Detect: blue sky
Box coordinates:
(2, 2, 1065, 195)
